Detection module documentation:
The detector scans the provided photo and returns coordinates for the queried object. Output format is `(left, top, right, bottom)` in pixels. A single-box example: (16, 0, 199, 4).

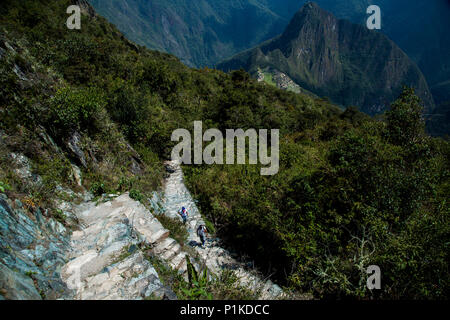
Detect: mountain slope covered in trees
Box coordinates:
(88, 0, 450, 98)
(89, 0, 288, 67)
(0, 0, 448, 299)
(88, 0, 450, 136)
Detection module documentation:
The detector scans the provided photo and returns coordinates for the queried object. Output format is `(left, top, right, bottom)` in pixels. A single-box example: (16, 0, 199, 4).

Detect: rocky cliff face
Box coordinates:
(218, 2, 434, 115)
(0, 194, 71, 300)
(0, 189, 178, 300)
(284, 0, 450, 105)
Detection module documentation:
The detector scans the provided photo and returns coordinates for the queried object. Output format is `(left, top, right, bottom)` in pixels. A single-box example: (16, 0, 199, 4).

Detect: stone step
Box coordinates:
(153, 238, 177, 255)
(169, 252, 187, 271)
(177, 260, 187, 275)
(159, 160, 284, 299)
(131, 216, 170, 245)
(161, 243, 182, 261)
(62, 240, 129, 286)
(79, 203, 118, 226)
(61, 193, 181, 300)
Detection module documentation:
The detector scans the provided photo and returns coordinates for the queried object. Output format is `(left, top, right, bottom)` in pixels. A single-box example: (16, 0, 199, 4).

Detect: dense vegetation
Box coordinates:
(184, 88, 450, 299)
(0, 0, 337, 205)
(0, 0, 448, 299)
(90, 0, 450, 136)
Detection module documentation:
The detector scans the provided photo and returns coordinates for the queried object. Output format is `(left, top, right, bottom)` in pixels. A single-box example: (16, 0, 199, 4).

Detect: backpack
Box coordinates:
(197, 225, 206, 236)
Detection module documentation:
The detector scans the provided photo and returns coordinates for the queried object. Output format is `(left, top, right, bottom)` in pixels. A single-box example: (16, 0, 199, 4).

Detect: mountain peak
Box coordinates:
(302, 1, 322, 12)
(297, 1, 329, 17)
(278, 2, 335, 45)
(217, 2, 434, 115)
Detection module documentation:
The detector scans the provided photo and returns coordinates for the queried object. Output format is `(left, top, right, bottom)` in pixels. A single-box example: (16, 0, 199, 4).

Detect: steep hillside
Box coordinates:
(87, 0, 450, 97)
(0, 0, 337, 300)
(88, 0, 449, 135)
(282, 0, 450, 135)
(218, 2, 434, 115)
(0, 0, 448, 300)
(89, 0, 287, 67)
(287, 0, 450, 104)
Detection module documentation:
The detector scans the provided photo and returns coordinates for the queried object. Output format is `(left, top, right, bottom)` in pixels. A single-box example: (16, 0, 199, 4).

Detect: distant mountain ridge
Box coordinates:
(88, 0, 450, 94)
(284, 0, 450, 135)
(88, 0, 449, 134)
(89, 0, 288, 67)
(290, 0, 450, 102)
(217, 2, 434, 115)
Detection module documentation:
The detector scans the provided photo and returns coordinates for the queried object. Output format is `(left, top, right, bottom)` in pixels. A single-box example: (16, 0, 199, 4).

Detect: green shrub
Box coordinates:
(117, 177, 131, 192)
(48, 86, 105, 137)
(156, 214, 189, 245)
(183, 256, 213, 300)
(52, 209, 66, 225)
(147, 253, 258, 300)
(385, 87, 425, 146)
(34, 155, 73, 197)
(129, 189, 144, 202)
(208, 269, 259, 300)
(90, 181, 106, 197)
(0, 181, 11, 193)
(203, 217, 216, 235)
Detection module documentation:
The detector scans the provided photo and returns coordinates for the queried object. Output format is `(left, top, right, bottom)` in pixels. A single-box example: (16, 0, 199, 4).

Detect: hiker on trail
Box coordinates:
(179, 206, 188, 224)
(196, 224, 208, 247)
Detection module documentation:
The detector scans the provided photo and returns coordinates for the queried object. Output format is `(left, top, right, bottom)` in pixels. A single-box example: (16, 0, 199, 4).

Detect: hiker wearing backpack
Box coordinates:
(179, 207, 188, 224)
(196, 224, 208, 247)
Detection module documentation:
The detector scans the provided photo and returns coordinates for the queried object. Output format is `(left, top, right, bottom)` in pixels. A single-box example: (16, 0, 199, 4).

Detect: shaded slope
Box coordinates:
(89, 0, 288, 67)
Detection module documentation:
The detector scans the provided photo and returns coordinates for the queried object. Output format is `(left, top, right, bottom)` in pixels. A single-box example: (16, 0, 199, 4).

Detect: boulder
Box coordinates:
(0, 263, 42, 300)
(66, 131, 87, 168)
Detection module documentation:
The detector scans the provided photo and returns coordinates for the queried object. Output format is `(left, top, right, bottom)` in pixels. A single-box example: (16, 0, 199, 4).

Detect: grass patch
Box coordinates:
(0, 181, 11, 193)
(111, 245, 135, 265)
(146, 253, 260, 300)
(146, 254, 188, 298)
(208, 269, 260, 300)
(129, 189, 144, 202)
(52, 209, 66, 225)
(155, 214, 189, 245)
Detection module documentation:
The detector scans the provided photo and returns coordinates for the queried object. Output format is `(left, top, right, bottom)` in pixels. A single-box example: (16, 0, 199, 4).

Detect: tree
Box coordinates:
(385, 87, 425, 146)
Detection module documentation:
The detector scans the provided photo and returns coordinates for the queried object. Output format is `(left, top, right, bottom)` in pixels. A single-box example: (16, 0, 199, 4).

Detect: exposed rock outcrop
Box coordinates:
(66, 131, 87, 169)
(0, 195, 71, 300)
(60, 194, 177, 300)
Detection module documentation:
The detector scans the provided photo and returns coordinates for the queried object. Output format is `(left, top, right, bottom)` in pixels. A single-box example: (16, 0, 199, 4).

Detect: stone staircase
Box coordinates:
(61, 194, 182, 300)
(161, 160, 283, 299)
(60, 161, 283, 300)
